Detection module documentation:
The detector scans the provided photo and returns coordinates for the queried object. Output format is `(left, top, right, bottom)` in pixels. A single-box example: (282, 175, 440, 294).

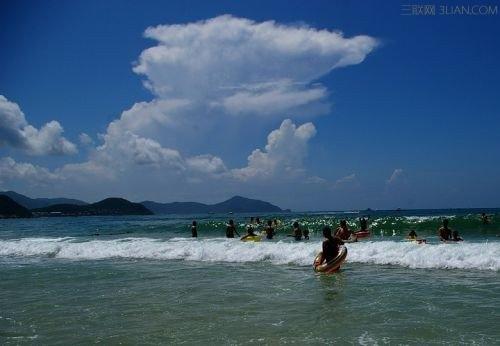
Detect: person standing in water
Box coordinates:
(407, 230, 418, 240)
(335, 220, 352, 240)
(191, 221, 198, 238)
(318, 226, 344, 264)
(438, 219, 452, 241)
(359, 216, 369, 231)
(303, 228, 310, 240)
(291, 221, 302, 241)
(264, 220, 275, 240)
(241, 225, 257, 240)
(452, 230, 463, 241)
(481, 213, 490, 225)
(226, 219, 240, 238)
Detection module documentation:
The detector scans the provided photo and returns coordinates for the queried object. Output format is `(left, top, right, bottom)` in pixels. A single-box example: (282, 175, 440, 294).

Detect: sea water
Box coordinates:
(1, 210, 499, 344)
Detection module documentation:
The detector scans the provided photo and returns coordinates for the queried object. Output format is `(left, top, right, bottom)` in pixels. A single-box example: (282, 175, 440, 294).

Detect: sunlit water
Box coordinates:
(1, 210, 499, 344)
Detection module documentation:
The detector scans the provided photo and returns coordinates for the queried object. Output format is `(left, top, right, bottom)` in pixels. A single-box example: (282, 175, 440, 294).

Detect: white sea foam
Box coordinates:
(0, 238, 498, 271)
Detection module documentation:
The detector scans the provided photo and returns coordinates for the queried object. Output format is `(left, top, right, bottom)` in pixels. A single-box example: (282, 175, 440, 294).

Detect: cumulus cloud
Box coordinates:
(133, 15, 378, 116)
(1, 16, 379, 205)
(186, 155, 227, 175)
(0, 95, 77, 156)
(0, 157, 59, 185)
(231, 119, 316, 180)
(79, 133, 94, 146)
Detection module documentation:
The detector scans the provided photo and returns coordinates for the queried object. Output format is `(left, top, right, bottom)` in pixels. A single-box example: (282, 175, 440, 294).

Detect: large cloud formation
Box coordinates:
(133, 15, 377, 116)
(1, 15, 378, 204)
(0, 95, 77, 156)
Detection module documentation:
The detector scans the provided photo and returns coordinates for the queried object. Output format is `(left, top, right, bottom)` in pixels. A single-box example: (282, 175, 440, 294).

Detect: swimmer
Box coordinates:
(241, 225, 257, 241)
(335, 220, 352, 241)
(481, 213, 490, 225)
(407, 230, 418, 240)
(264, 220, 275, 240)
(303, 228, 310, 240)
(439, 219, 452, 241)
(452, 230, 463, 241)
(359, 216, 369, 231)
(226, 219, 240, 238)
(292, 221, 302, 241)
(191, 221, 198, 238)
(318, 226, 344, 264)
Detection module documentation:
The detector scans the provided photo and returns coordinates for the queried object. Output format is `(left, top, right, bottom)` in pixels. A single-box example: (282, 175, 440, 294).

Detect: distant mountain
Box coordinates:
(0, 191, 88, 209)
(32, 198, 153, 216)
(142, 196, 284, 214)
(0, 195, 33, 218)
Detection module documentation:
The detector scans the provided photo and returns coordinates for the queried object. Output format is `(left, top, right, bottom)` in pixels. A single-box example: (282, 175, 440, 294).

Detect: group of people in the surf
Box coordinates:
(190, 217, 366, 245)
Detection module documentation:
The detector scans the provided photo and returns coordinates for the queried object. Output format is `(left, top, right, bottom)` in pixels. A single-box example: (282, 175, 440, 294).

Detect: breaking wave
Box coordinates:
(0, 237, 498, 271)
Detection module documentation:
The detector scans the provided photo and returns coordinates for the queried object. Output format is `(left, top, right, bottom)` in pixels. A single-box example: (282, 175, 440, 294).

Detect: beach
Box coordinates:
(1, 210, 499, 344)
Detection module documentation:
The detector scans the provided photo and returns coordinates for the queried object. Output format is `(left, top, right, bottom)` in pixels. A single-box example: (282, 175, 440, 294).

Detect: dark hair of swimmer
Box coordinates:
(340, 220, 347, 227)
(293, 221, 299, 228)
(322, 226, 333, 241)
(229, 219, 234, 225)
(443, 218, 449, 227)
(267, 220, 272, 226)
(192, 221, 197, 226)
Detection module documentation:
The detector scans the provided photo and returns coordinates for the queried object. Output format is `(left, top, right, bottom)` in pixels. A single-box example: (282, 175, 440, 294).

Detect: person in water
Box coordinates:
(407, 230, 418, 240)
(191, 221, 198, 238)
(359, 216, 369, 231)
(335, 220, 352, 240)
(481, 213, 490, 225)
(291, 221, 302, 241)
(452, 230, 463, 241)
(319, 226, 344, 264)
(303, 228, 310, 240)
(264, 220, 275, 240)
(439, 219, 452, 241)
(241, 225, 257, 240)
(226, 219, 240, 238)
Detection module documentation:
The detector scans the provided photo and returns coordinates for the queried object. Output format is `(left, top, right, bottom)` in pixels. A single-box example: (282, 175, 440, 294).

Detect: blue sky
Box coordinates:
(0, 0, 499, 210)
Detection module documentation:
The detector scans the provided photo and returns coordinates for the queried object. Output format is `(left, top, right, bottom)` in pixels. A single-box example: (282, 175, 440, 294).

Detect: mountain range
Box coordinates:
(0, 191, 87, 209)
(0, 192, 286, 217)
(141, 195, 284, 214)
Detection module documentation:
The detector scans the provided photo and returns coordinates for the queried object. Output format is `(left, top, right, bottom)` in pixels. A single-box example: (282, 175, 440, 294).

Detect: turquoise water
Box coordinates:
(1, 211, 499, 344)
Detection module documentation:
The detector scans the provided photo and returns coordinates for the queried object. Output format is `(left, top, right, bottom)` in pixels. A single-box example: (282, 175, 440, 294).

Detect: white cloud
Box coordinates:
(186, 154, 227, 175)
(387, 168, 406, 185)
(133, 15, 378, 115)
(0, 95, 77, 156)
(79, 133, 94, 146)
(217, 80, 328, 116)
(0, 157, 59, 185)
(1, 16, 379, 207)
(231, 119, 316, 180)
(333, 173, 360, 190)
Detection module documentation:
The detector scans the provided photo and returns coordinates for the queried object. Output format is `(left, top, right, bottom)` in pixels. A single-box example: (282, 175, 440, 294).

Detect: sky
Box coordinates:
(0, 0, 499, 211)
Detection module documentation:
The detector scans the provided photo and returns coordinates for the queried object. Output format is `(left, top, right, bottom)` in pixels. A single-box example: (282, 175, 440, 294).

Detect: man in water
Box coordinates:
(303, 228, 310, 240)
(291, 221, 302, 241)
(226, 219, 240, 238)
(191, 221, 198, 238)
(481, 213, 490, 225)
(241, 225, 257, 240)
(335, 220, 352, 240)
(407, 230, 418, 240)
(452, 230, 463, 241)
(318, 226, 344, 264)
(438, 219, 452, 241)
(264, 220, 275, 240)
(359, 216, 369, 231)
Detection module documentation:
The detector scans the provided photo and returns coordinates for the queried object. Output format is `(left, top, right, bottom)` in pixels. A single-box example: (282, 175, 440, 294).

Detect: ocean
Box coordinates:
(1, 210, 499, 344)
